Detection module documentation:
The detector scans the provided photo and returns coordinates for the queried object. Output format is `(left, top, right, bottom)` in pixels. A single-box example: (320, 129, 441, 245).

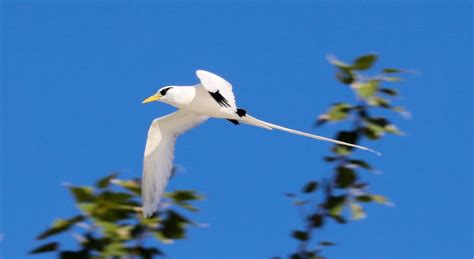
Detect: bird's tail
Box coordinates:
(240, 115, 381, 156)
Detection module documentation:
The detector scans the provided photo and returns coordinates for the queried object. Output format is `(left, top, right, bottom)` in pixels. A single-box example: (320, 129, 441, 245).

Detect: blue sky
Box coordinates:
(1, 1, 472, 258)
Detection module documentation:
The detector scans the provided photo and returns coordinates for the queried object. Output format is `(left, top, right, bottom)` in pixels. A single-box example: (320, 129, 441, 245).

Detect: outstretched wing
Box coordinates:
(196, 70, 237, 109)
(142, 110, 208, 217)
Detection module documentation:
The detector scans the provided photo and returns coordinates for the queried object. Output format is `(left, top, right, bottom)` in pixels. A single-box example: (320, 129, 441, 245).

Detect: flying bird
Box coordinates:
(141, 70, 379, 217)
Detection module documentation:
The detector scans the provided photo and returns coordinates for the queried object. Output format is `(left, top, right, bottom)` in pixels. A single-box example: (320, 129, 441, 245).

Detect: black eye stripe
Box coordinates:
(160, 87, 172, 96)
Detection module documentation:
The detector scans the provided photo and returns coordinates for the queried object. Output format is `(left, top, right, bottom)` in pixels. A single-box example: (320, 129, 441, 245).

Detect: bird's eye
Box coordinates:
(160, 87, 172, 96)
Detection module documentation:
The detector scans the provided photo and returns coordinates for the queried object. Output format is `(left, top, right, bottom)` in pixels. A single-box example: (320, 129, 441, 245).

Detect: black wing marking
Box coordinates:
(236, 108, 246, 117)
(209, 90, 231, 108)
(227, 119, 239, 125)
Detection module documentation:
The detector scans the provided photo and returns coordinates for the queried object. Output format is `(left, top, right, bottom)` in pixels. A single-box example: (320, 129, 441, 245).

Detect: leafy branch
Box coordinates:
(285, 54, 410, 259)
(30, 173, 203, 258)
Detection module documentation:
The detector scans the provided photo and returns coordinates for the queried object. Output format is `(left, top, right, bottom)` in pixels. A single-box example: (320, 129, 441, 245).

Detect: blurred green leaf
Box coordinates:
(327, 103, 353, 121)
(77, 203, 95, 214)
(99, 191, 135, 204)
(103, 242, 127, 256)
(166, 190, 203, 202)
(69, 186, 95, 203)
(382, 68, 402, 73)
(324, 196, 346, 216)
(356, 195, 372, 202)
(37, 216, 85, 240)
(126, 246, 162, 259)
(60, 250, 89, 259)
(362, 127, 381, 140)
(348, 159, 373, 171)
(309, 214, 324, 228)
(328, 214, 347, 224)
(336, 68, 355, 84)
(323, 156, 338, 162)
(368, 96, 391, 108)
(381, 76, 402, 82)
(327, 55, 351, 69)
(335, 167, 357, 188)
(352, 54, 377, 70)
(292, 230, 309, 241)
(371, 194, 392, 205)
(319, 241, 335, 246)
(95, 173, 118, 189)
(379, 88, 398, 96)
(159, 211, 190, 240)
(303, 181, 319, 193)
(29, 242, 58, 254)
(355, 80, 379, 98)
(112, 179, 141, 195)
(349, 202, 366, 220)
(333, 131, 359, 155)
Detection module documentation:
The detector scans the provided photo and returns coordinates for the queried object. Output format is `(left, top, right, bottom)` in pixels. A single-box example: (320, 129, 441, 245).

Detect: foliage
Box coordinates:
(30, 173, 203, 258)
(285, 54, 409, 258)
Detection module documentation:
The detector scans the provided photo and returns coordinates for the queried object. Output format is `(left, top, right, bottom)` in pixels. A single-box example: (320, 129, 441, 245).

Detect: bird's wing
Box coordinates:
(196, 70, 237, 109)
(142, 110, 208, 217)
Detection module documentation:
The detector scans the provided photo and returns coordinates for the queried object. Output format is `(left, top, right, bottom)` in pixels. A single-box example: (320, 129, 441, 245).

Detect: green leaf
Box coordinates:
(69, 186, 95, 203)
(336, 67, 355, 84)
(112, 179, 141, 195)
(371, 194, 392, 205)
(350, 202, 366, 220)
(362, 127, 381, 140)
(352, 54, 377, 70)
(381, 76, 402, 82)
(355, 80, 379, 98)
(356, 195, 372, 202)
(126, 246, 162, 258)
(326, 103, 353, 121)
(332, 131, 359, 155)
(292, 230, 309, 241)
(303, 181, 319, 193)
(348, 159, 373, 171)
(324, 195, 346, 216)
(60, 250, 89, 259)
(319, 241, 335, 246)
(166, 190, 203, 202)
(77, 203, 95, 214)
(327, 55, 351, 69)
(368, 96, 391, 108)
(99, 191, 135, 203)
(103, 242, 127, 256)
(366, 118, 402, 135)
(335, 167, 357, 188)
(309, 214, 324, 228)
(382, 68, 402, 73)
(159, 211, 190, 240)
(328, 214, 347, 224)
(323, 156, 338, 162)
(29, 242, 58, 254)
(379, 88, 398, 96)
(332, 145, 352, 156)
(37, 215, 85, 240)
(95, 173, 118, 188)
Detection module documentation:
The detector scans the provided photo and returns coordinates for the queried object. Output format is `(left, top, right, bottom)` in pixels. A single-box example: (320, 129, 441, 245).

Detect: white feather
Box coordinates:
(142, 110, 208, 217)
(196, 70, 237, 109)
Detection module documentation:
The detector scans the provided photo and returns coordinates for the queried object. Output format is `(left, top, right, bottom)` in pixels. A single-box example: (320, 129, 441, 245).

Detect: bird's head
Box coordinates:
(142, 86, 179, 105)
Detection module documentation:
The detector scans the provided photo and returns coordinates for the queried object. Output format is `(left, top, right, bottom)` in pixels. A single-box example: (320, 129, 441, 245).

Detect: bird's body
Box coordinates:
(141, 70, 378, 217)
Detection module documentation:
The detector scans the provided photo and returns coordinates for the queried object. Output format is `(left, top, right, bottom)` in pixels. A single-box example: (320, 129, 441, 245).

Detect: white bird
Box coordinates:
(141, 70, 379, 217)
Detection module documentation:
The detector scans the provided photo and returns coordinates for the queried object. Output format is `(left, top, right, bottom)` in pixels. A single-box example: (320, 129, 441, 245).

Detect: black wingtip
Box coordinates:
(227, 119, 240, 125)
